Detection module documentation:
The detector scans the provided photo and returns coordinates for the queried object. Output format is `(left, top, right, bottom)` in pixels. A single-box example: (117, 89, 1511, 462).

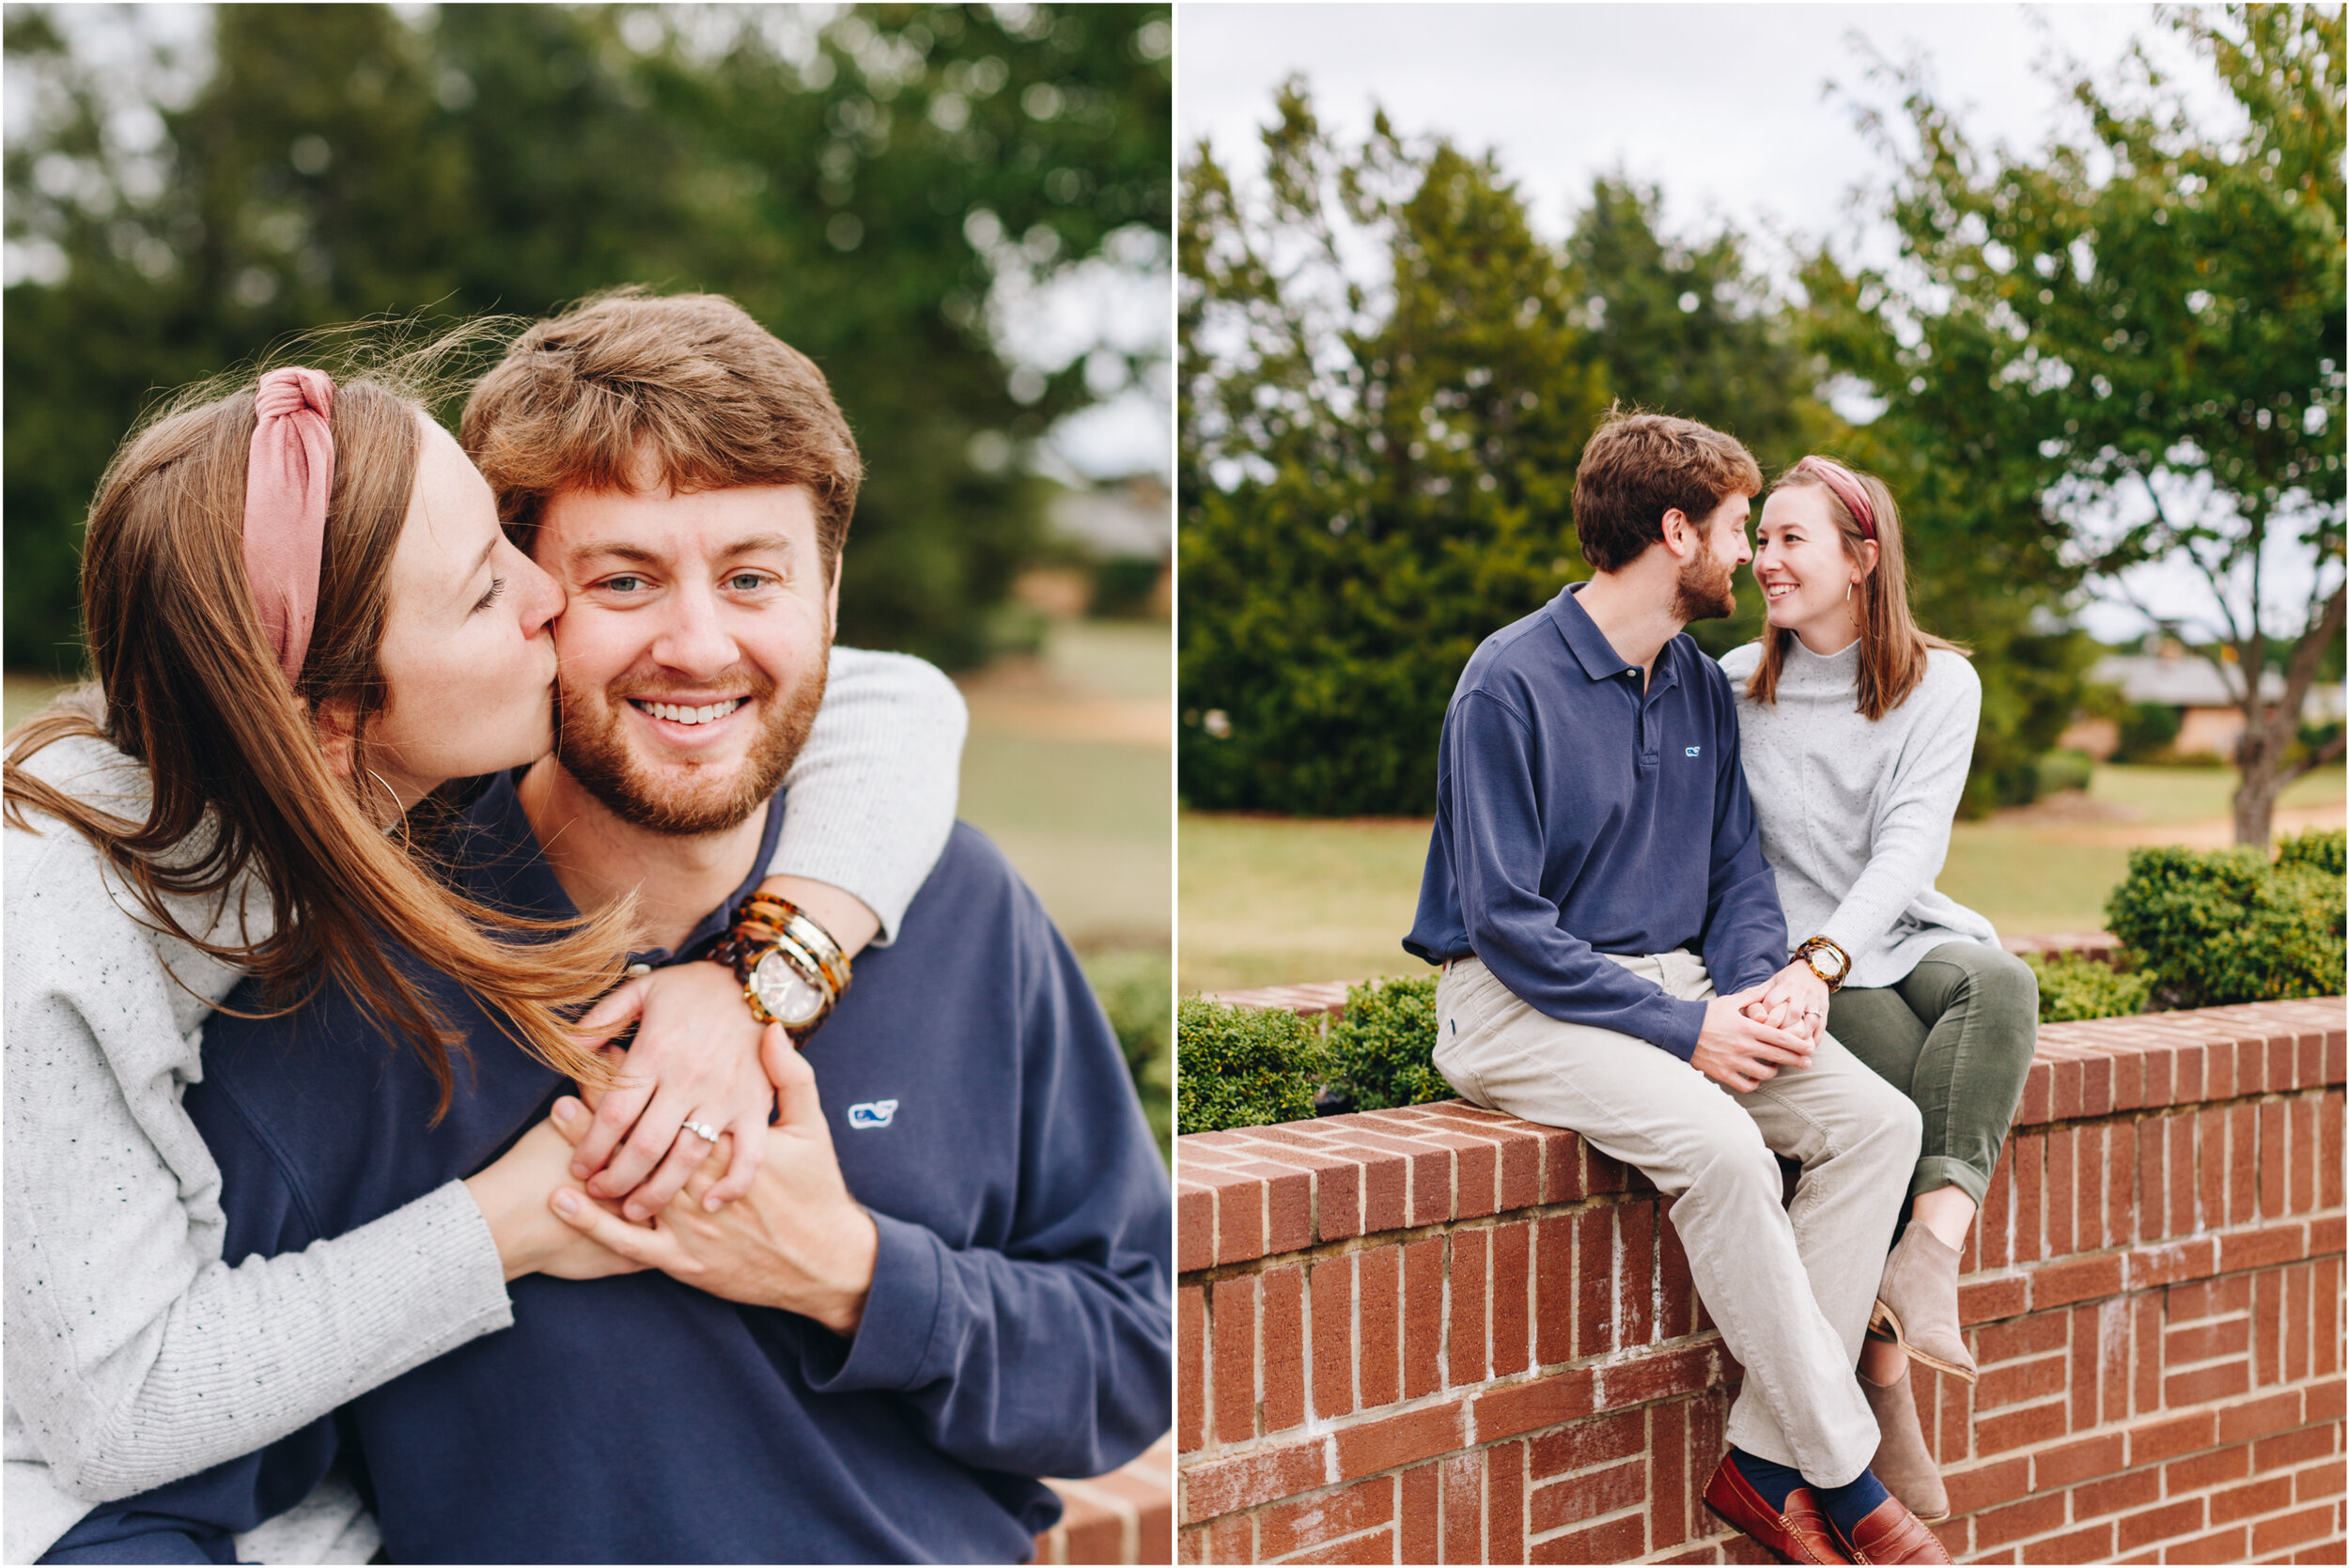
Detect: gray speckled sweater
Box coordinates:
(3, 646, 965, 1563)
(1718, 638, 1999, 989)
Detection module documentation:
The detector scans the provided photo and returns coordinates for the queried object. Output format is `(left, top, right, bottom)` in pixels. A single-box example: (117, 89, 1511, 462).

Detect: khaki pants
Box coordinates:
(1434, 953, 1920, 1486)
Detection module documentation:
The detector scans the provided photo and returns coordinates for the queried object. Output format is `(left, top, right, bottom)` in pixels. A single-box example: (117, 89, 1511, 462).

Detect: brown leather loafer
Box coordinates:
(1830, 1493, 1954, 1564)
(1703, 1454, 1856, 1565)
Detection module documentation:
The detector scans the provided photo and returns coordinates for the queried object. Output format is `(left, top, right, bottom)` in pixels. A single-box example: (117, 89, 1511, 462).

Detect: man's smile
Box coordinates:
(627, 695, 750, 727)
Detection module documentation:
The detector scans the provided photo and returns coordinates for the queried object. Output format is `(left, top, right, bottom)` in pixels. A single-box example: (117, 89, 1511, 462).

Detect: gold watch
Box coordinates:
(711, 894, 852, 1043)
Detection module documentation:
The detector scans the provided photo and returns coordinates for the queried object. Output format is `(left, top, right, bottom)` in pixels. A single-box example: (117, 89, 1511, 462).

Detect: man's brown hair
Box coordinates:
(1571, 408, 1763, 572)
(460, 289, 863, 567)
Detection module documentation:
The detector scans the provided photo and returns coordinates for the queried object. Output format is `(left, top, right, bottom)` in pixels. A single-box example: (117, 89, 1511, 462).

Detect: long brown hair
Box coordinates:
(3, 342, 628, 1115)
(1742, 458, 1966, 721)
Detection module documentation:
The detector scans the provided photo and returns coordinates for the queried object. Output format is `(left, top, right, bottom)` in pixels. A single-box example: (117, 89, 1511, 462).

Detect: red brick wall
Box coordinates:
(1040, 1438, 1175, 1563)
(1174, 998, 2347, 1563)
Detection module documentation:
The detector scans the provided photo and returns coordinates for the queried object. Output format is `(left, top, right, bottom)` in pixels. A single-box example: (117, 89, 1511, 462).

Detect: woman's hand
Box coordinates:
(565, 960, 776, 1220)
(1695, 991, 1815, 1094)
(542, 1034, 879, 1336)
(1744, 961, 1831, 1045)
(463, 1119, 648, 1282)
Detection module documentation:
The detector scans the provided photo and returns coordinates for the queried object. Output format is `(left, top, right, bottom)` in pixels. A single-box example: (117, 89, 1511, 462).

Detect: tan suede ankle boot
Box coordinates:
(1860, 1360, 1950, 1525)
(1870, 1225, 1976, 1383)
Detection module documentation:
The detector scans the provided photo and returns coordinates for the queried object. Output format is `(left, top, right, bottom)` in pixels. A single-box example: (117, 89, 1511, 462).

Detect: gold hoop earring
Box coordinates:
(363, 768, 407, 834)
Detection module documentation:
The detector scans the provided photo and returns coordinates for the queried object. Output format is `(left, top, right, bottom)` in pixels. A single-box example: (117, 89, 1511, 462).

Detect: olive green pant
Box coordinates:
(1825, 940, 2040, 1207)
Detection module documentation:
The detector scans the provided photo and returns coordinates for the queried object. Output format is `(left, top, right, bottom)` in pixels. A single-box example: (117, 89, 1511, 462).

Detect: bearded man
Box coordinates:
(47, 292, 1173, 1564)
(1403, 410, 1947, 1564)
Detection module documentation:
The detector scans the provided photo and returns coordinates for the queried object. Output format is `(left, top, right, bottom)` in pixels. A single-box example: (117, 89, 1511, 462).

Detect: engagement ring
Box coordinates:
(681, 1120, 720, 1144)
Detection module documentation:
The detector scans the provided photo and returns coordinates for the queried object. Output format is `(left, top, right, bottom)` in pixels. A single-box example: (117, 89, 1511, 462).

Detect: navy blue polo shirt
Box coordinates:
(45, 773, 1173, 1565)
(1404, 582, 1786, 1058)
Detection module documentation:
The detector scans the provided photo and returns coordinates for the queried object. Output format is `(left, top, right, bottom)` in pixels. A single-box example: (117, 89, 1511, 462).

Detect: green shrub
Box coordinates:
(2277, 826, 2347, 878)
(2115, 702, 2184, 764)
(1089, 557, 1168, 620)
(2105, 829, 2347, 1009)
(2034, 747, 2095, 796)
(1175, 998, 1329, 1135)
(1325, 976, 1453, 1112)
(2024, 951, 2154, 1022)
(1081, 947, 1173, 1161)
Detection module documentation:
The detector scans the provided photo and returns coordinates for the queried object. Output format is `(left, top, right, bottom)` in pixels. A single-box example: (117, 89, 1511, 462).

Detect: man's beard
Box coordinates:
(555, 653, 828, 836)
(1672, 536, 1737, 623)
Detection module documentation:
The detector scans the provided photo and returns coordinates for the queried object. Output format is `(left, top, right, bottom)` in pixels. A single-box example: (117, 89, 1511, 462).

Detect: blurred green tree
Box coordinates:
(3, 2, 1172, 673)
(1806, 3, 2344, 838)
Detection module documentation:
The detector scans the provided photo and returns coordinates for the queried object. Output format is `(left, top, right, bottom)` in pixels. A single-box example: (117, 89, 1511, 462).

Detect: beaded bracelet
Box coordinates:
(1794, 935, 1854, 993)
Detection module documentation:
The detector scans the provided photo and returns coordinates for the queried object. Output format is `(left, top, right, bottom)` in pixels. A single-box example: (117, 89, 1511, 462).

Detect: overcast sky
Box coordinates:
(1174, 3, 2323, 643)
(1178, 3, 2224, 271)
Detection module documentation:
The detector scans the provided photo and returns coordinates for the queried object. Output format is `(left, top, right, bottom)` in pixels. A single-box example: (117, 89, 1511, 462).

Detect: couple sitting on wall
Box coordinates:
(6, 292, 1171, 1564)
(1407, 411, 2040, 1565)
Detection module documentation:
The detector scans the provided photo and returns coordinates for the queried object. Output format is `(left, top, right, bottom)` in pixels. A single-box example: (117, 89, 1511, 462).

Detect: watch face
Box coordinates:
(751, 950, 825, 1025)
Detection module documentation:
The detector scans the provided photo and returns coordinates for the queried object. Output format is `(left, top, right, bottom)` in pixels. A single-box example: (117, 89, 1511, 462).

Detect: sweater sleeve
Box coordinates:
(769, 647, 968, 945)
(1815, 657, 1981, 961)
(799, 887, 1172, 1479)
(2, 825, 512, 1507)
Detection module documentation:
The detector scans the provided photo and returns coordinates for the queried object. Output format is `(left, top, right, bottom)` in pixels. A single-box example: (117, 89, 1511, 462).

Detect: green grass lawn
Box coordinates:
(1178, 764, 2345, 995)
(2084, 763, 2321, 824)
(962, 728, 1171, 943)
(955, 619, 1170, 947)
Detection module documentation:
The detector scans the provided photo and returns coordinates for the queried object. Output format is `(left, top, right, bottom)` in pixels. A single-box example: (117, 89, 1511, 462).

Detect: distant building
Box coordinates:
(1047, 476, 1171, 562)
(1014, 476, 1173, 620)
(2060, 644, 2346, 761)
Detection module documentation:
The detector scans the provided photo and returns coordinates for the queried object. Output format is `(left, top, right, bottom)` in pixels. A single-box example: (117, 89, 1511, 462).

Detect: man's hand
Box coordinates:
(566, 960, 777, 1220)
(545, 1030, 879, 1336)
(1744, 960, 1831, 1047)
(1692, 990, 1815, 1094)
(463, 1120, 651, 1283)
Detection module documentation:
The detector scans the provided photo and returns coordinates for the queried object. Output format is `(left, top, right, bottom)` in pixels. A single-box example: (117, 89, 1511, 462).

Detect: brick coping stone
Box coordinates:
(1175, 994, 2345, 1273)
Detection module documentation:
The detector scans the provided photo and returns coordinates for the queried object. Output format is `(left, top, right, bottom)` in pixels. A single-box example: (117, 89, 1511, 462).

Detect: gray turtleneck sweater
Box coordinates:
(1717, 637, 1999, 990)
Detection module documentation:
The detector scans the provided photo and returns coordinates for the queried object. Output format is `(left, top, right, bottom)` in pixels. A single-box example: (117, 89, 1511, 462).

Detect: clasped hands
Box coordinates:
(469, 964, 878, 1336)
(1689, 960, 1831, 1094)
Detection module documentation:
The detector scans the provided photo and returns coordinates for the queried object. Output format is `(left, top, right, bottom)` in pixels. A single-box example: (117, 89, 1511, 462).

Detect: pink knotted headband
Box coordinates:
(1791, 455, 1876, 542)
(243, 367, 335, 683)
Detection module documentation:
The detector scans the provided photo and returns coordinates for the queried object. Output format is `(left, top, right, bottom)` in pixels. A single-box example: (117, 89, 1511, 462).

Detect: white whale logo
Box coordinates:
(848, 1100, 899, 1129)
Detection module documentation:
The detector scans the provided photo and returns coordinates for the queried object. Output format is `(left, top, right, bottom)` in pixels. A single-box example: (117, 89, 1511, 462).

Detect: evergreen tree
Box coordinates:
(1179, 86, 1604, 814)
